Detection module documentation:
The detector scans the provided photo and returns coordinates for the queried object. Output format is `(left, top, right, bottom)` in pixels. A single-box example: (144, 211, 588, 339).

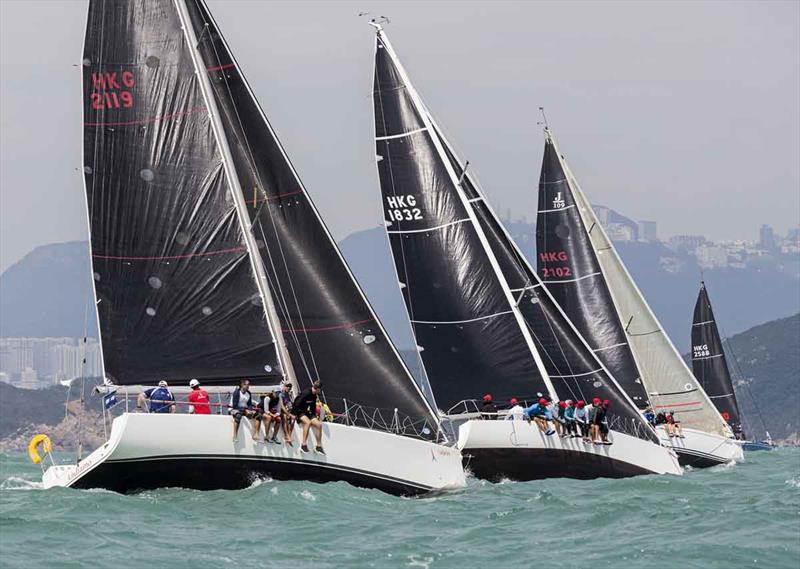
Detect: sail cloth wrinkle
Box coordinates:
(692, 283, 743, 434)
(430, 130, 657, 442)
(180, 1, 438, 430)
(536, 138, 649, 405)
(83, 0, 280, 386)
(561, 147, 731, 437)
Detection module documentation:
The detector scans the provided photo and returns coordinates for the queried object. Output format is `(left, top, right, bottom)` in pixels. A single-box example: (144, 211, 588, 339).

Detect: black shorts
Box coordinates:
(296, 412, 315, 421)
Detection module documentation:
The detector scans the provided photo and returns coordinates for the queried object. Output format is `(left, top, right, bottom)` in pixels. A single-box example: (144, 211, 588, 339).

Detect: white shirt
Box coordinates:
(505, 404, 525, 420)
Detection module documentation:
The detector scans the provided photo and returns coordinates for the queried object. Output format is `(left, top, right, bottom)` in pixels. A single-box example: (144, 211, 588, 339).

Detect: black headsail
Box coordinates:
(83, 0, 281, 385)
(536, 132, 649, 406)
(177, 1, 438, 433)
(691, 282, 743, 435)
(373, 26, 657, 443)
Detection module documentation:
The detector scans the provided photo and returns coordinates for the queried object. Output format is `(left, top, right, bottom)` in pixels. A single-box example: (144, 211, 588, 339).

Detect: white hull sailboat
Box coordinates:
(43, 413, 464, 495)
(535, 129, 743, 468)
(370, 23, 682, 480)
(40, 0, 466, 496)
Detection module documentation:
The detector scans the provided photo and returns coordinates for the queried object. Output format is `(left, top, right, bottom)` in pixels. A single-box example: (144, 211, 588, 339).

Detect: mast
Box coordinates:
(174, 0, 297, 391)
(373, 24, 558, 400)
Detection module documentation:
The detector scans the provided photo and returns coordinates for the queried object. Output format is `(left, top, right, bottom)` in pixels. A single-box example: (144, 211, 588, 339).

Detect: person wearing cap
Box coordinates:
(292, 380, 325, 454)
(187, 379, 211, 415)
(596, 399, 612, 445)
(564, 400, 577, 438)
(229, 378, 257, 442)
(523, 398, 555, 435)
(481, 394, 498, 420)
(505, 398, 525, 421)
(574, 400, 590, 441)
(553, 401, 568, 437)
(279, 381, 296, 445)
(666, 410, 685, 438)
(587, 398, 603, 443)
(137, 380, 176, 414)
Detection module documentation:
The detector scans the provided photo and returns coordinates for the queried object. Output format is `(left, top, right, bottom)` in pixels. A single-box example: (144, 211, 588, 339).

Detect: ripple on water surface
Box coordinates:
(1, 449, 798, 569)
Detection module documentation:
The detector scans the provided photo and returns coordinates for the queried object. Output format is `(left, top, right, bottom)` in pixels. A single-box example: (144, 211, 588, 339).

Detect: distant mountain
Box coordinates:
(0, 241, 98, 338)
(724, 313, 800, 442)
(1, 225, 798, 351)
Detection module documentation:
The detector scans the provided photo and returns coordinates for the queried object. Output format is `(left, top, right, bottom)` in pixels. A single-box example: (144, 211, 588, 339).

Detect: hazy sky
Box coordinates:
(1, 0, 798, 272)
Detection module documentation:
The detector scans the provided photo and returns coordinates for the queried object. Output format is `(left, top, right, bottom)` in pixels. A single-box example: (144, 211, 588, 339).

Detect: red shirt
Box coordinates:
(188, 388, 211, 415)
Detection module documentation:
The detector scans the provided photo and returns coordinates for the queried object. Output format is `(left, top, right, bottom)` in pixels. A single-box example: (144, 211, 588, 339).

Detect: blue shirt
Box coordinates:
(523, 404, 552, 420)
(144, 387, 174, 413)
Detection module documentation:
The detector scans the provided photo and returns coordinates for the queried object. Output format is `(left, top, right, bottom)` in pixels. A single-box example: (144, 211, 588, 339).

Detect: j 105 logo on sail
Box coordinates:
(386, 195, 423, 222)
(693, 344, 711, 358)
(90, 71, 135, 110)
(552, 192, 565, 209)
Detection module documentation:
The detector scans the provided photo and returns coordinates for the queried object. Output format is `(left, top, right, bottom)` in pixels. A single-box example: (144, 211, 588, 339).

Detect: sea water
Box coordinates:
(1, 449, 798, 568)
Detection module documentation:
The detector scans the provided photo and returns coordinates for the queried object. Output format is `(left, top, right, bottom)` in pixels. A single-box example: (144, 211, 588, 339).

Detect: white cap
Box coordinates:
(158, 380, 168, 387)
(189, 379, 200, 388)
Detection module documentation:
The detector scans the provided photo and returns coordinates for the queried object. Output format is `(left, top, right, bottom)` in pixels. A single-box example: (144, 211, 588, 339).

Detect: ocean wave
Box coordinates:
(785, 477, 800, 489)
(0, 476, 43, 491)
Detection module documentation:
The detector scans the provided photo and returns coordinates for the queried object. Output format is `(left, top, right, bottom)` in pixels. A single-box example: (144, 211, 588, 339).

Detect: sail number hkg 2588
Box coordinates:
(386, 195, 422, 222)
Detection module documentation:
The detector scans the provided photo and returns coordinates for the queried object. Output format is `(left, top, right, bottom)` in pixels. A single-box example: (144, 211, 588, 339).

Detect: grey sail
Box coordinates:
(550, 132, 731, 438)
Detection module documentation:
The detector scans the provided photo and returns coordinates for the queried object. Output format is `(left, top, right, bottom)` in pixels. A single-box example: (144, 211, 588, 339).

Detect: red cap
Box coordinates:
(592, 397, 601, 405)
(539, 398, 548, 405)
(577, 401, 585, 408)
(510, 398, 518, 405)
(483, 394, 492, 402)
(603, 399, 610, 406)
(559, 401, 567, 408)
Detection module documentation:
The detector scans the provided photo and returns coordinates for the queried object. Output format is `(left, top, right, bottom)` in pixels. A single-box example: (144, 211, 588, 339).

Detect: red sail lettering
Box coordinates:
(121, 71, 135, 88)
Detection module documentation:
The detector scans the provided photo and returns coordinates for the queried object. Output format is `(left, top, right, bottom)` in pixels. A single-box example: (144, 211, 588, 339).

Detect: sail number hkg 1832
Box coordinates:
(386, 195, 422, 222)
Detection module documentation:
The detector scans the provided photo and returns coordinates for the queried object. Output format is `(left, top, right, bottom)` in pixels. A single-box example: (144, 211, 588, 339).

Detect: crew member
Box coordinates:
(523, 398, 555, 435)
(481, 394, 498, 420)
(137, 380, 176, 414)
(188, 378, 211, 415)
(505, 398, 525, 421)
(230, 378, 256, 442)
(293, 380, 325, 454)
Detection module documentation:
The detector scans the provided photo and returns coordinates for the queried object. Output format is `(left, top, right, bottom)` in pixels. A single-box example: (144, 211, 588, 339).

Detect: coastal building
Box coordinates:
(638, 220, 658, 242)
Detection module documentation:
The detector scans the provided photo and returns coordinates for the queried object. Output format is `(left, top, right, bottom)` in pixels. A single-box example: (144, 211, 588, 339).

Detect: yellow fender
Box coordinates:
(28, 434, 52, 465)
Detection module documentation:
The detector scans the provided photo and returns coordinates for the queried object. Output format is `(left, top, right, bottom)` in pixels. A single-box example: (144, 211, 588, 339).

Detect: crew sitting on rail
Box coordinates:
(230, 378, 257, 442)
(553, 401, 568, 436)
(253, 390, 281, 443)
(523, 398, 555, 436)
(279, 382, 295, 446)
(574, 400, 590, 440)
(505, 398, 525, 421)
(563, 400, 578, 438)
(187, 378, 211, 415)
(595, 399, 612, 445)
(137, 380, 176, 413)
(293, 380, 325, 454)
(665, 411, 685, 438)
(643, 406, 656, 425)
(481, 394, 498, 420)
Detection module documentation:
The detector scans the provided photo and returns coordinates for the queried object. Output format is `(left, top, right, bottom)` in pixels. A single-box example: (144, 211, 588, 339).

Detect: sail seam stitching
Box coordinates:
(386, 218, 470, 234)
(376, 127, 428, 141)
(410, 311, 513, 325)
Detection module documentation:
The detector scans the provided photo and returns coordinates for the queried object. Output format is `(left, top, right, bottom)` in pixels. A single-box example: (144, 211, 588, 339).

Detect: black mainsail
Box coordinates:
(691, 281, 743, 435)
(373, 28, 657, 443)
(536, 134, 649, 406)
(83, 0, 280, 385)
(83, 0, 437, 432)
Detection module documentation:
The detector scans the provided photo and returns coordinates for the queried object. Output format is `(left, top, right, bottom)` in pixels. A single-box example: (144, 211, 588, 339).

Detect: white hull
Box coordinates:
(457, 420, 682, 480)
(42, 413, 466, 496)
(656, 426, 743, 467)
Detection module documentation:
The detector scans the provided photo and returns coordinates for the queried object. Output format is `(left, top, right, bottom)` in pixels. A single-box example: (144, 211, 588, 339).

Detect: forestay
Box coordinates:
(180, 1, 439, 432)
(557, 137, 732, 438)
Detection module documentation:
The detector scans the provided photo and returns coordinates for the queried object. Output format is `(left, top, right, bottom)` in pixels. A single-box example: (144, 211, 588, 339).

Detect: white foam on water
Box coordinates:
(246, 476, 272, 490)
(270, 486, 278, 495)
(407, 555, 434, 568)
(299, 489, 316, 501)
(0, 476, 43, 491)
(710, 460, 738, 472)
(785, 477, 800, 489)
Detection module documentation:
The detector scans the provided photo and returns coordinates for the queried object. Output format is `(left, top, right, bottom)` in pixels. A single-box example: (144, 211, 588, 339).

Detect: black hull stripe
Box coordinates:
(463, 447, 654, 482)
(71, 454, 433, 496)
(672, 447, 730, 468)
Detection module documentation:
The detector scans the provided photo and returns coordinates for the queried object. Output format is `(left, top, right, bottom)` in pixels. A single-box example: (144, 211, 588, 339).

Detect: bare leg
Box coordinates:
(232, 416, 239, 441)
(252, 416, 262, 440)
(311, 418, 323, 448)
(300, 416, 312, 446)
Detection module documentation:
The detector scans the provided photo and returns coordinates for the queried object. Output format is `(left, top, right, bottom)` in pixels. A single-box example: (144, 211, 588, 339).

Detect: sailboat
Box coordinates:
(40, 0, 465, 495)
(536, 128, 743, 467)
(692, 282, 774, 451)
(370, 23, 681, 480)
